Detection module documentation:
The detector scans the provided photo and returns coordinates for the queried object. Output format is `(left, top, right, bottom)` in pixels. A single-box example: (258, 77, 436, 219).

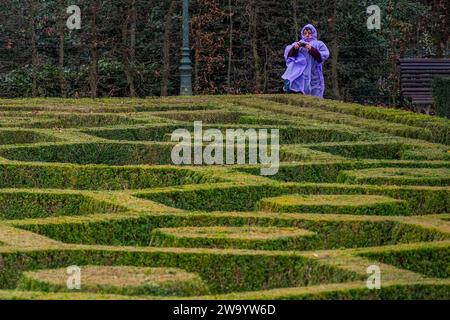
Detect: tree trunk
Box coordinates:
(58, 0, 66, 96)
(89, 1, 99, 98)
(248, 0, 262, 93)
(226, 0, 234, 92)
(193, 43, 199, 95)
(30, 0, 38, 97)
(328, 1, 341, 100)
(129, 0, 137, 61)
(122, 9, 136, 98)
(329, 39, 340, 99)
(263, 46, 268, 92)
(160, 0, 177, 96)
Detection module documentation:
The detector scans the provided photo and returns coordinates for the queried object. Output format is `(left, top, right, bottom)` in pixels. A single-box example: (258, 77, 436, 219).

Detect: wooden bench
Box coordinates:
(399, 58, 450, 114)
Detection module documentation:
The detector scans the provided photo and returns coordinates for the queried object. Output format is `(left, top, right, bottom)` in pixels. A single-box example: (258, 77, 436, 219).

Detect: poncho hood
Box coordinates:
(301, 24, 318, 42)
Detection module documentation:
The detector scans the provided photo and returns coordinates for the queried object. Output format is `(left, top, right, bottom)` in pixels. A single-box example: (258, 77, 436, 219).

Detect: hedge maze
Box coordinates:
(0, 94, 449, 300)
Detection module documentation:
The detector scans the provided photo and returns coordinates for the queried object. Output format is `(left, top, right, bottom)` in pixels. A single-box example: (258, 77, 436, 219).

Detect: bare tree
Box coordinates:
(226, 0, 234, 92)
(248, 0, 262, 93)
(58, 0, 67, 96)
(29, 0, 38, 97)
(129, 0, 137, 61)
(161, 0, 177, 96)
(328, 0, 341, 99)
(122, 3, 137, 97)
(88, 0, 100, 98)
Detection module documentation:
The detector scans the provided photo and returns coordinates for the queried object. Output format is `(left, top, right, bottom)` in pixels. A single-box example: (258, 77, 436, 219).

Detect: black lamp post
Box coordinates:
(180, 0, 193, 96)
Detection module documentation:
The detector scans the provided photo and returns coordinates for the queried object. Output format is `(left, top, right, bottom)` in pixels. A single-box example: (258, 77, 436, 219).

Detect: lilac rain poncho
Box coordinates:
(282, 24, 330, 97)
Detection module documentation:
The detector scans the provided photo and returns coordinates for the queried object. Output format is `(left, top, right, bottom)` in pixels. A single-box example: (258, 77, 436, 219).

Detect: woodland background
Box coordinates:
(0, 0, 448, 106)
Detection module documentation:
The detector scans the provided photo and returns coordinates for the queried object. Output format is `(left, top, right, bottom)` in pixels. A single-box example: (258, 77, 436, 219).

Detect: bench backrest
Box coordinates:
(399, 58, 450, 105)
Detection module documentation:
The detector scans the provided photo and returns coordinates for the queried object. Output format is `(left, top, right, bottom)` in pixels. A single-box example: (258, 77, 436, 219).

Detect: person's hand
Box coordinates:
(305, 43, 312, 50)
(294, 42, 300, 50)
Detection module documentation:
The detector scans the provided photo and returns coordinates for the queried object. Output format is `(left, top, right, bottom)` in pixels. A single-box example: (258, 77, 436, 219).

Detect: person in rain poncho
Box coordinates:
(282, 24, 330, 98)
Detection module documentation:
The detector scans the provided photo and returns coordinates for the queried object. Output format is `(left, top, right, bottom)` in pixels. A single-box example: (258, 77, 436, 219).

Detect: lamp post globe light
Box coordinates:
(180, 0, 193, 96)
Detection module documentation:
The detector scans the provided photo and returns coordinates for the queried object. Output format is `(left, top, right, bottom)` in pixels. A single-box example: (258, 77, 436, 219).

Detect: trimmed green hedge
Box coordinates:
(0, 130, 59, 145)
(84, 125, 189, 142)
(237, 115, 296, 126)
(23, 114, 146, 129)
(0, 103, 217, 114)
(0, 249, 360, 294)
(265, 95, 450, 145)
(134, 105, 218, 113)
(0, 164, 219, 190)
(309, 284, 450, 300)
(149, 226, 316, 251)
(243, 283, 450, 300)
(400, 143, 450, 161)
(259, 194, 409, 216)
(361, 247, 450, 278)
(240, 97, 440, 143)
(0, 143, 175, 165)
(137, 183, 450, 215)
(307, 142, 407, 160)
(153, 110, 242, 124)
(0, 96, 448, 300)
(238, 160, 450, 183)
(0, 191, 125, 220)
(85, 124, 359, 145)
(16, 213, 449, 250)
(17, 266, 210, 296)
(337, 168, 450, 186)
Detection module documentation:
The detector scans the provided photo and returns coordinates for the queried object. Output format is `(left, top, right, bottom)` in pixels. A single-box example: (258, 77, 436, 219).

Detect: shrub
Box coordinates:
(433, 77, 450, 119)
